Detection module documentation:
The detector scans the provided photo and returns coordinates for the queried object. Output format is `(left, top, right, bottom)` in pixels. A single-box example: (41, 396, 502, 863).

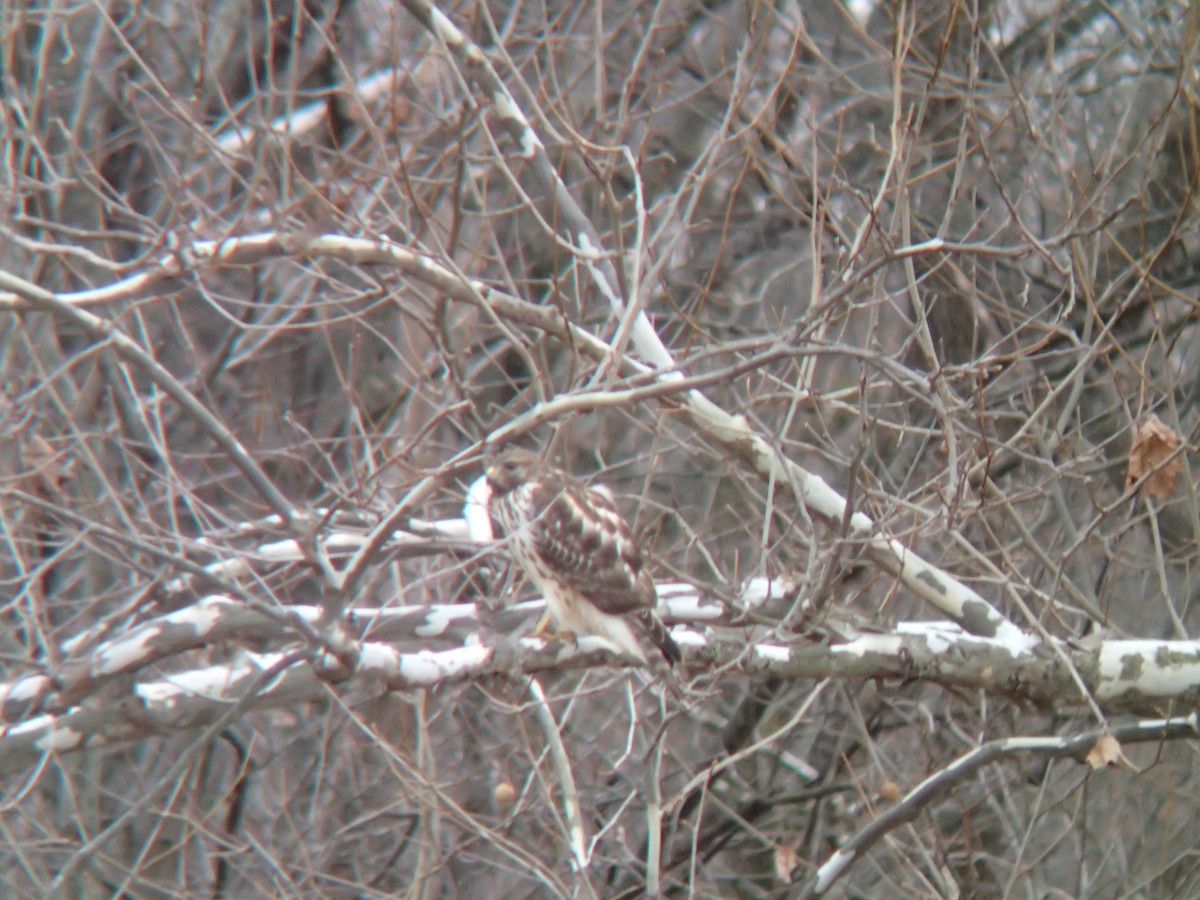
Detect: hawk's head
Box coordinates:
(485, 446, 539, 496)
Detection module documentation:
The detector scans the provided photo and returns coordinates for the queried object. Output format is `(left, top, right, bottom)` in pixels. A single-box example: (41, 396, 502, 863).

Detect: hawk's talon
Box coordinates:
(542, 628, 580, 649)
(530, 611, 578, 648)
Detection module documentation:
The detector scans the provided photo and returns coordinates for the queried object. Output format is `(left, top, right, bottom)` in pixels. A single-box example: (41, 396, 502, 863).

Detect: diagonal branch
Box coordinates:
(396, 0, 1023, 643)
(802, 714, 1200, 896)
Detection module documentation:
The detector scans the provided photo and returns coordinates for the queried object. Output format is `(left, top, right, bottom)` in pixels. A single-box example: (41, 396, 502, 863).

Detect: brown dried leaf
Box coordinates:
(1086, 733, 1122, 769)
(1125, 413, 1184, 498)
(880, 780, 903, 803)
(24, 434, 69, 498)
(774, 842, 799, 883)
(492, 780, 517, 806)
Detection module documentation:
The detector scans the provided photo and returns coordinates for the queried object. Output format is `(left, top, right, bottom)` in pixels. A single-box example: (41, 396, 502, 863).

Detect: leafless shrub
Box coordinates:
(2, 0, 1200, 896)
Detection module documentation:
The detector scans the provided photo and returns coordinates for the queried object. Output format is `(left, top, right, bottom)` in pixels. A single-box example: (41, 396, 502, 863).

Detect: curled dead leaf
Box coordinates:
(1085, 733, 1122, 769)
(1125, 413, 1184, 499)
(493, 780, 517, 805)
(774, 841, 799, 883)
(23, 434, 69, 498)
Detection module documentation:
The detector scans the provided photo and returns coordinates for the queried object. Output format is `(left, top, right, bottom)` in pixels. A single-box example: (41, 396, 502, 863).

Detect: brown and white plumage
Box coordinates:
(485, 447, 680, 667)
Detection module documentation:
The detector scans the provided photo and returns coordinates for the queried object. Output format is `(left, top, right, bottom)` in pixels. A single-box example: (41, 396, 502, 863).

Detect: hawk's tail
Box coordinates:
(637, 610, 681, 666)
(634, 610, 685, 701)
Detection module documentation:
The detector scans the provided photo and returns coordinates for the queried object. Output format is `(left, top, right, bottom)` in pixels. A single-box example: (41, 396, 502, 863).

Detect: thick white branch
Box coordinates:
(2, 588, 1198, 778)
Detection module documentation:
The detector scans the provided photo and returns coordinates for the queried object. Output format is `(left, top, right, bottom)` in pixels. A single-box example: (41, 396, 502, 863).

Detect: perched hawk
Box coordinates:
(485, 447, 681, 668)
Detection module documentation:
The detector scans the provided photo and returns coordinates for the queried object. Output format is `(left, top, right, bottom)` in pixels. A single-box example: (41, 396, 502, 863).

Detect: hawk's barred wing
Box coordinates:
(485, 448, 681, 667)
(526, 478, 656, 617)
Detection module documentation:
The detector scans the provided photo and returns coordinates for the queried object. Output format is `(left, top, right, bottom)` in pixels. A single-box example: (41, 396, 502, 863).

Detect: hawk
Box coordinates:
(485, 447, 681, 668)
